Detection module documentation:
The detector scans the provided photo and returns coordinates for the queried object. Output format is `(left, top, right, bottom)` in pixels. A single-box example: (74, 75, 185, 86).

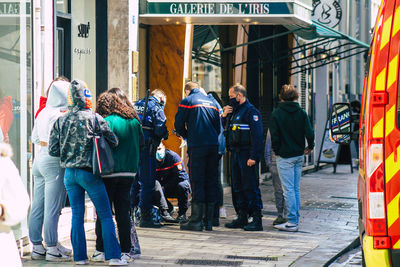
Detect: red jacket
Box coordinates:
(35, 96, 47, 119)
(0, 96, 13, 143)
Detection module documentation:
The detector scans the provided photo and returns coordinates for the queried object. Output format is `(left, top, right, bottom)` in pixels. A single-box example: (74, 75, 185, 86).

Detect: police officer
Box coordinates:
(223, 84, 264, 231)
(156, 143, 191, 222)
(134, 89, 168, 228)
(174, 81, 221, 231)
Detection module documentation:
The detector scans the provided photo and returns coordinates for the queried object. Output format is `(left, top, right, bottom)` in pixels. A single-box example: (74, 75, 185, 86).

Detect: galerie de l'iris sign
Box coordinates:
(146, 2, 293, 15)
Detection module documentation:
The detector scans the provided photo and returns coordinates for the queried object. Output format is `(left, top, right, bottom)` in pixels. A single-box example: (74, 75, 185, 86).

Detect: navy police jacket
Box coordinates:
(174, 89, 221, 148)
(134, 96, 168, 143)
(156, 149, 189, 188)
(223, 99, 263, 162)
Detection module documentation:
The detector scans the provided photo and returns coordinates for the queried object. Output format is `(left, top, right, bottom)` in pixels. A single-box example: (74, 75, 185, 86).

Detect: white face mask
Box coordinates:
(156, 148, 165, 161)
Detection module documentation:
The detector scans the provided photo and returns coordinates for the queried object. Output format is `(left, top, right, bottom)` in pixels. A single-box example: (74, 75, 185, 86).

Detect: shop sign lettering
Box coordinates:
(312, 0, 342, 28)
(74, 48, 92, 60)
(0, 2, 30, 15)
(147, 2, 292, 15)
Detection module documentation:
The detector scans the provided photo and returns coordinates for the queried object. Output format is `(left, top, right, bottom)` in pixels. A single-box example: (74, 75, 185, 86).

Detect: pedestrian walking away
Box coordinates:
(134, 89, 169, 228)
(94, 89, 143, 263)
(175, 81, 221, 231)
(222, 84, 264, 231)
(48, 79, 127, 266)
(265, 129, 287, 225)
(29, 79, 72, 261)
(269, 84, 314, 232)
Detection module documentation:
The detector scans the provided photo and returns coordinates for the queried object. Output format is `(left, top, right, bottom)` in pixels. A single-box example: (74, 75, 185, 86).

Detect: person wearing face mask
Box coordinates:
(174, 81, 221, 231)
(134, 89, 169, 228)
(222, 84, 264, 231)
(155, 143, 191, 222)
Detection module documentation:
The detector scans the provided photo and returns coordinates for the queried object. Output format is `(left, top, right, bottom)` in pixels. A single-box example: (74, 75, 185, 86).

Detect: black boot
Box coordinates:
(139, 209, 162, 228)
(204, 203, 215, 231)
(180, 202, 204, 231)
(225, 210, 248, 229)
(213, 203, 220, 227)
(244, 210, 263, 231)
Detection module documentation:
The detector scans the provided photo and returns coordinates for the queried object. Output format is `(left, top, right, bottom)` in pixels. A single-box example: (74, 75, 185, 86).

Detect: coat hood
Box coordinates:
(46, 81, 70, 109)
(68, 79, 92, 110)
(278, 101, 302, 113)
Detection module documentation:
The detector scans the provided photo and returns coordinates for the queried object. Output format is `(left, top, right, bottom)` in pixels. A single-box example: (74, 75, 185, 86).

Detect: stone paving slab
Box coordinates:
(22, 165, 358, 267)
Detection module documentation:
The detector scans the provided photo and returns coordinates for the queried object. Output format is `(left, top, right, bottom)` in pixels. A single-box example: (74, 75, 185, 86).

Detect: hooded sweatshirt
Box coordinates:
(48, 79, 118, 169)
(32, 80, 70, 147)
(269, 101, 314, 158)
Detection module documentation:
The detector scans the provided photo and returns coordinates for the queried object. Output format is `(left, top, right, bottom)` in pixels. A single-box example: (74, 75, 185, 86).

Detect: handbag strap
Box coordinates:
(92, 113, 99, 137)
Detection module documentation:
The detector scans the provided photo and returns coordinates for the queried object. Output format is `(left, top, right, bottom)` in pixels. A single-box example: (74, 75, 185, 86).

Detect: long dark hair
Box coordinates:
(96, 92, 139, 120)
(108, 88, 134, 109)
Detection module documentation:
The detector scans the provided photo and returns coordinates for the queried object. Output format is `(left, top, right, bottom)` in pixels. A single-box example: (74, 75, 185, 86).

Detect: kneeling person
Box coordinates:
(156, 143, 190, 222)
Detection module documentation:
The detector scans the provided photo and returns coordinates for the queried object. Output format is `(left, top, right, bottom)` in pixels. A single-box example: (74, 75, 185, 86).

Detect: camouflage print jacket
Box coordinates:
(48, 79, 118, 169)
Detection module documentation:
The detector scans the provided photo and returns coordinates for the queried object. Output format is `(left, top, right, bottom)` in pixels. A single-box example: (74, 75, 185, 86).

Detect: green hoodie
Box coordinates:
(270, 101, 314, 158)
(102, 114, 143, 176)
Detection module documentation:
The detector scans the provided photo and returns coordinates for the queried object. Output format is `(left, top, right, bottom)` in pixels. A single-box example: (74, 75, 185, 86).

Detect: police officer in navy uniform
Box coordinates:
(174, 81, 221, 231)
(134, 89, 168, 228)
(223, 84, 264, 231)
(156, 143, 191, 222)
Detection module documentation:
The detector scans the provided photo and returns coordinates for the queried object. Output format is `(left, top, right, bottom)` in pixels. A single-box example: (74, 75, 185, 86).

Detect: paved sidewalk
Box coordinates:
(22, 165, 358, 267)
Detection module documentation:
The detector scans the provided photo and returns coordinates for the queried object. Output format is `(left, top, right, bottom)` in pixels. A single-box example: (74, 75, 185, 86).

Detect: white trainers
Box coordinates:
(31, 244, 46, 260)
(121, 252, 134, 262)
(91, 250, 105, 262)
(219, 207, 227, 218)
(273, 222, 299, 232)
(75, 259, 89, 265)
(46, 246, 72, 262)
(57, 242, 72, 256)
(109, 258, 128, 266)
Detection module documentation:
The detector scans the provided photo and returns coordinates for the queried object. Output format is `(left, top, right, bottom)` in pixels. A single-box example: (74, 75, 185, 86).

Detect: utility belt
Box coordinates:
(226, 123, 251, 148)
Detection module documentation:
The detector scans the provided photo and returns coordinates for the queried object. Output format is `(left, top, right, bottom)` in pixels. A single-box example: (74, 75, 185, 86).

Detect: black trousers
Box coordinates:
(188, 145, 219, 203)
(164, 180, 191, 215)
(95, 177, 133, 253)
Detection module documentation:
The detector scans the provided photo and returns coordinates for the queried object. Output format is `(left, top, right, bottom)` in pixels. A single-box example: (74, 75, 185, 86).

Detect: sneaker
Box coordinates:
(176, 214, 188, 223)
(46, 246, 72, 262)
(161, 210, 177, 223)
(273, 215, 288, 225)
(273, 222, 298, 232)
(75, 259, 89, 265)
(57, 242, 72, 256)
(121, 253, 134, 262)
(219, 207, 227, 218)
(32, 244, 46, 260)
(109, 258, 128, 266)
(129, 247, 141, 259)
(91, 250, 105, 262)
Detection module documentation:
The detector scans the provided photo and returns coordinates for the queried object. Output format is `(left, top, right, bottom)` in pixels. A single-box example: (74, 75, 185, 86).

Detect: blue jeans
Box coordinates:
(29, 148, 66, 246)
(64, 168, 121, 261)
(276, 155, 304, 225)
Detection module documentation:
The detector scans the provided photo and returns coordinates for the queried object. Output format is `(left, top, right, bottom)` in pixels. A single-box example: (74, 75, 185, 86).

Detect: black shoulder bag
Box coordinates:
(92, 114, 115, 177)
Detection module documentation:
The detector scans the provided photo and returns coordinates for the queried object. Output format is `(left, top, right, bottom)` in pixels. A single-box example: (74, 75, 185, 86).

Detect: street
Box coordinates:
(22, 165, 359, 267)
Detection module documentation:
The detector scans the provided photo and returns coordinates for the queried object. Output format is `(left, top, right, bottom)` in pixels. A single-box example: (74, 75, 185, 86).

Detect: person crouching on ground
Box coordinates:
(93, 89, 143, 263)
(269, 84, 314, 232)
(155, 142, 191, 222)
(48, 79, 127, 265)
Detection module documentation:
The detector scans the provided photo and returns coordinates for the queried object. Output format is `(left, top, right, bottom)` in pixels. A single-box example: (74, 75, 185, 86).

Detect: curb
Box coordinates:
(323, 237, 360, 267)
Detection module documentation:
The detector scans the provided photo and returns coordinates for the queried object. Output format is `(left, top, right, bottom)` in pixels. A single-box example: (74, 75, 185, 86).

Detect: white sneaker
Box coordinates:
(91, 250, 105, 262)
(219, 207, 227, 218)
(121, 252, 134, 262)
(31, 244, 46, 260)
(46, 246, 72, 262)
(109, 258, 128, 266)
(75, 259, 89, 265)
(273, 222, 299, 232)
(57, 242, 72, 256)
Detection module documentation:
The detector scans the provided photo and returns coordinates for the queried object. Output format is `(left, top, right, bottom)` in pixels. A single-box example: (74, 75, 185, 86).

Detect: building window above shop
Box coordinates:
(56, 0, 69, 13)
